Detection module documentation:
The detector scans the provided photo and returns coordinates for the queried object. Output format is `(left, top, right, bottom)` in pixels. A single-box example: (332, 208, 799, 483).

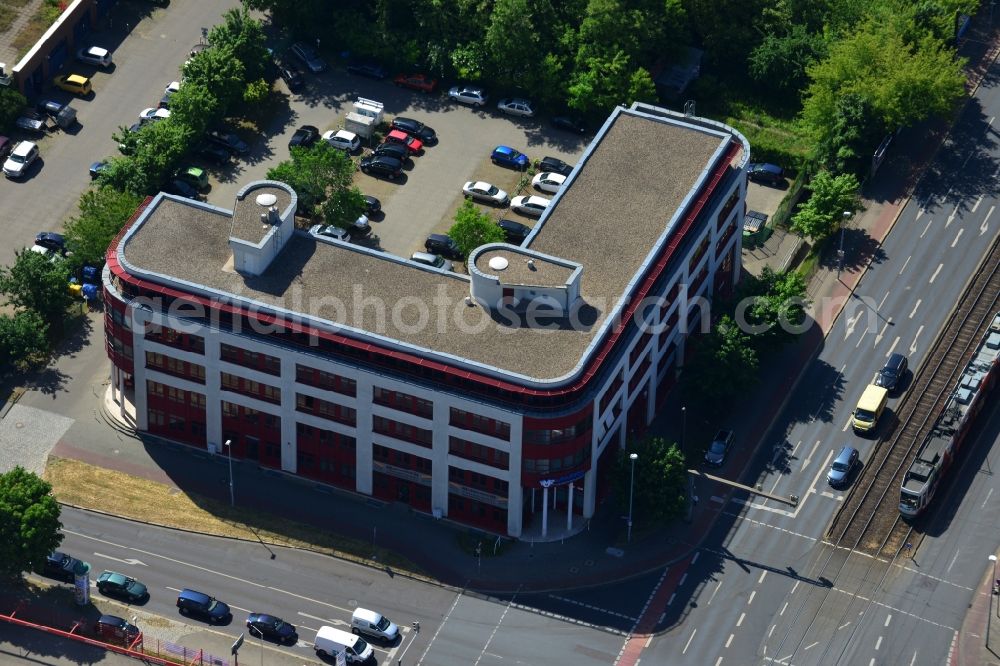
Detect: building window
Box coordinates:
(295, 364, 357, 397)
(146, 352, 206, 384)
(220, 343, 281, 376)
(373, 387, 433, 419)
(449, 407, 510, 441)
(448, 437, 509, 470)
(373, 416, 432, 448)
(221, 372, 281, 404)
(146, 325, 205, 354)
(295, 393, 357, 426)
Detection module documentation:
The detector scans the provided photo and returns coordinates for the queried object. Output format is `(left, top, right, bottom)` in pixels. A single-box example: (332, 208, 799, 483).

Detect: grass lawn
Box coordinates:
(44, 456, 424, 575)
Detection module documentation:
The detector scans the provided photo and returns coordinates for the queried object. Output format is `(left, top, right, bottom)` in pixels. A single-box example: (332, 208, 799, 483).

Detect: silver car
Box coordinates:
(463, 180, 509, 205)
(448, 85, 489, 107)
(76, 46, 112, 68)
(497, 97, 536, 118)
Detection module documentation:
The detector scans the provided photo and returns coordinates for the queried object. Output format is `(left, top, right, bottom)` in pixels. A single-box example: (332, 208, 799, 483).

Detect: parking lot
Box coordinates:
(200, 68, 590, 261)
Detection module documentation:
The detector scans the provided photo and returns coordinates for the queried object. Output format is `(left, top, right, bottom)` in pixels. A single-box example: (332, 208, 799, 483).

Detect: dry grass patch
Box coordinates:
(45, 457, 422, 574)
(0, 5, 16, 34)
(12, 0, 63, 59)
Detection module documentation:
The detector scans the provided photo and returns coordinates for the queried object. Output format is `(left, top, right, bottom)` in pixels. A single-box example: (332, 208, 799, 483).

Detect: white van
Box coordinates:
(314, 625, 373, 663)
(351, 607, 399, 642)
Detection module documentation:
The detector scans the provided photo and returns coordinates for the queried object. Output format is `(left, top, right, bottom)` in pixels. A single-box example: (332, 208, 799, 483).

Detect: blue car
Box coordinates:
(491, 145, 529, 170)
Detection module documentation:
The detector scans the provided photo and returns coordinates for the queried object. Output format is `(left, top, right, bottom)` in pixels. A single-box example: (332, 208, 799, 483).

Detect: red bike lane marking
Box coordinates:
(617, 552, 695, 666)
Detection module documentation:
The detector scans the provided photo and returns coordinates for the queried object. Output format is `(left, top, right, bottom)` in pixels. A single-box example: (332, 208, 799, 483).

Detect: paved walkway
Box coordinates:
(0, 0, 45, 69)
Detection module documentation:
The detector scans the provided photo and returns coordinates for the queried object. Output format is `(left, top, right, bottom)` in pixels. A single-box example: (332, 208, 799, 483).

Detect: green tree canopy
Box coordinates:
(448, 201, 505, 257)
(322, 187, 367, 229)
(0, 86, 27, 133)
(611, 437, 688, 526)
(790, 171, 861, 240)
(0, 250, 73, 329)
(208, 7, 271, 82)
(166, 82, 221, 138)
(182, 43, 246, 113)
(64, 187, 143, 269)
(683, 315, 759, 402)
(737, 266, 810, 353)
(0, 311, 49, 372)
(0, 467, 62, 579)
(266, 143, 356, 217)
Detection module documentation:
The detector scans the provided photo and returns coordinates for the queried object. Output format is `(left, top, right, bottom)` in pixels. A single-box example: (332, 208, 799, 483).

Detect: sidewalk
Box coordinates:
(951, 553, 1000, 666)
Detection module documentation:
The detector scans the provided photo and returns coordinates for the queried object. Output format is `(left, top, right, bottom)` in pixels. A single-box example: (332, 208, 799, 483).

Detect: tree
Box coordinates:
(790, 171, 861, 240)
(64, 187, 143, 269)
(208, 7, 271, 82)
(611, 437, 688, 526)
(166, 82, 221, 137)
(322, 187, 367, 229)
(813, 92, 886, 177)
(567, 51, 655, 117)
(182, 43, 246, 114)
(737, 266, 809, 353)
(0, 467, 62, 580)
(748, 25, 827, 101)
(683, 315, 759, 402)
(243, 78, 271, 106)
(0, 86, 27, 133)
(448, 201, 505, 257)
(0, 250, 73, 329)
(266, 143, 356, 216)
(0, 311, 49, 372)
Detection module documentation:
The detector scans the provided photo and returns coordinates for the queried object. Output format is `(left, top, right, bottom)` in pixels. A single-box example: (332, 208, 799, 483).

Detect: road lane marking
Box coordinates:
(887, 336, 900, 356)
(920, 218, 933, 238)
(668, 592, 676, 606)
(802, 439, 821, 471)
(910, 650, 918, 665)
(972, 194, 984, 212)
(271, 588, 354, 615)
(737, 612, 745, 627)
(63, 530, 127, 550)
(715, 657, 723, 666)
(473, 590, 519, 666)
(644, 635, 652, 648)
(725, 633, 734, 648)
(768, 625, 775, 638)
(951, 228, 963, 247)
(899, 256, 912, 274)
(946, 549, 960, 574)
(804, 641, 818, 650)
(758, 571, 767, 584)
(93, 552, 147, 567)
(885, 614, 892, 627)
(297, 612, 349, 628)
(983, 206, 993, 235)
(691, 552, 700, 565)
(417, 592, 462, 665)
(839, 622, 851, 630)
(929, 264, 943, 283)
(946, 207, 957, 227)
(855, 327, 869, 347)
(876, 636, 883, 650)
(877, 291, 890, 310)
(910, 326, 924, 355)
(679, 573, 688, 586)
(547, 594, 638, 621)
(748, 591, 756, 605)
(909, 300, 921, 318)
(708, 580, 723, 605)
(682, 629, 697, 654)
(982, 488, 994, 509)
(125, 547, 265, 588)
(791, 582, 799, 594)
(780, 603, 787, 616)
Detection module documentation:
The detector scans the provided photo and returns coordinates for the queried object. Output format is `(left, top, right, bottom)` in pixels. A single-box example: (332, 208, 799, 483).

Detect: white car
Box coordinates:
(76, 46, 112, 68)
(448, 85, 488, 107)
(511, 195, 550, 218)
(463, 181, 509, 205)
(497, 97, 536, 118)
(532, 171, 566, 194)
(3, 141, 39, 179)
(322, 129, 360, 152)
(139, 107, 171, 123)
(164, 81, 181, 96)
(310, 224, 351, 242)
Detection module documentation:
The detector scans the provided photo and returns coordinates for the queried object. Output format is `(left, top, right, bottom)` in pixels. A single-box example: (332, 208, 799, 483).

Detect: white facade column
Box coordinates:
(531, 487, 535, 513)
(566, 483, 574, 531)
(583, 468, 596, 519)
(354, 375, 374, 494)
(278, 355, 298, 473)
(506, 481, 522, 538)
(203, 336, 222, 454)
(430, 399, 450, 517)
(506, 413, 523, 537)
(541, 485, 549, 538)
(130, 309, 150, 431)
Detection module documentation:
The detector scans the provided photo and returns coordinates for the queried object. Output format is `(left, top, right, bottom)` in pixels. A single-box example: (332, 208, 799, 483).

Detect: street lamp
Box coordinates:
(224, 439, 234, 507)
(627, 453, 639, 543)
(837, 211, 851, 278)
(681, 406, 687, 452)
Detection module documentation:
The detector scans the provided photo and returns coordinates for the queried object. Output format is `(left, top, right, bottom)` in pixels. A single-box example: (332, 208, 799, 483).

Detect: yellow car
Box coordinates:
(53, 74, 92, 96)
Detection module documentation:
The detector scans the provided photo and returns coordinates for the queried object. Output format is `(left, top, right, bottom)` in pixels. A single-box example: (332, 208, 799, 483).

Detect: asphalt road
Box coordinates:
(54, 506, 627, 665)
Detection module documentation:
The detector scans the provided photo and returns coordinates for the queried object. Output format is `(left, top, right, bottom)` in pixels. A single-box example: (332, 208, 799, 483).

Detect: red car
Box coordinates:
(393, 73, 438, 93)
(385, 129, 423, 154)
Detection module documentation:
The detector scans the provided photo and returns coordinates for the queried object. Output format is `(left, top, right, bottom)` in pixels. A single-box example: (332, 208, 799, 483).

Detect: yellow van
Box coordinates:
(54, 74, 92, 96)
(853, 384, 888, 434)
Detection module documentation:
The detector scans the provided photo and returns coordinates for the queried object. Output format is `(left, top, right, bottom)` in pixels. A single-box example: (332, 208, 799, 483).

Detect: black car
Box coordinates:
(158, 94, 172, 110)
(346, 60, 388, 79)
(41, 552, 80, 582)
(197, 143, 230, 165)
(289, 125, 319, 149)
(875, 352, 908, 392)
(163, 178, 200, 200)
(176, 588, 231, 624)
(497, 219, 531, 244)
(207, 129, 249, 155)
(360, 155, 403, 180)
(290, 42, 327, 74)
(390, 117, 437, 145)
(747, 162, 785, 186)
(551, 115, 587, 135)
(278, 63, 304, 92)
(372, 142, 409, 163)
(538, 155, 572, 177)
(247, 613, 298, 644)
(35, 232, 66, 254)
(425, 233, 463, 260)
(96, 570, 148, 602)
(36, 99, 65, 117)
(363, 195, 381, 216)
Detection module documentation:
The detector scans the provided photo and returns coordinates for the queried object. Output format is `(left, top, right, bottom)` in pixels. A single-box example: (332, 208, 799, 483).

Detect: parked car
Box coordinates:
(747, 162, 785, 186)
(288, 125, 319, 149)
(163, 179, 200, 200)
(827, 446, 860, 488)
(463, 180, 509, 206)
(310, 224, 351, 242)
(176, 588, 231, 624)
(532, 171, 566, 194)
(497, 218, 531, 244)
(448, 85, 488, 107)
(247, 613, 298, 644)
(278, 63, 304, 92)
(39, 551, 80, 582)
(196, 143, 230, 165)
(372, 142, 409, 163)
(3, 141, 39, 179)
(76, 46, 112, 68)
(207, 128, 249, 155)
(497, 97, 536, 117)
(346, 60, 387, 79)
(425, 233, 463, 260)
(53, 74, 92, 96)
(363, 195, 381, 216)
(393, 72, 438, 93)
(35, 232, 66, 254)
(510, 195, 550, 218)
(164, 81, 181, 96)
(360, 155, 403, 179)
(89, 161, 108, 179)
(390, 117, 437, 144)
(291, 42, 327, 73)
(175, 166, 209, 191)
(704, 429, 734, 467)
(875, 352, 908, 393)
(96, 571, 148, 602)
(411, 251, 453, 272)
(351, 608, 399, 643)
(118, 122, 145, 155)
(384, 129, 422, 154)
(322, 129, 360, 153)
(95, 614, 139, 645)
(139, 107, 171, 123)
(539, 155, 572, 177)
(491, 145, 529, 170)
(551, 115, 587, 135)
